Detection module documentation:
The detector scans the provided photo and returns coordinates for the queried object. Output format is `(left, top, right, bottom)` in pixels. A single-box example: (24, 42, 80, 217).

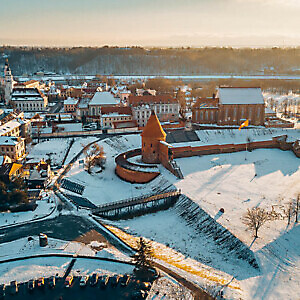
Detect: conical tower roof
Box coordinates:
(141, 110, 166, 139)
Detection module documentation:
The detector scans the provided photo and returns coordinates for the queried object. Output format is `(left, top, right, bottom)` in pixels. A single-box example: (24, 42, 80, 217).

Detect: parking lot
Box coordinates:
(1, 275, 151, 300)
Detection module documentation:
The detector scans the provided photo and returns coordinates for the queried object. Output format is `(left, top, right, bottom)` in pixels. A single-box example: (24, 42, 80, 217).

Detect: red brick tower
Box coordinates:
(141, 110, 166, 164)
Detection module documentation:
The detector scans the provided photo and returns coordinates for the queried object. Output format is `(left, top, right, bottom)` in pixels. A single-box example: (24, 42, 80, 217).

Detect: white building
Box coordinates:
(128, 94, 180, 127)
(11, 88, 48, 112)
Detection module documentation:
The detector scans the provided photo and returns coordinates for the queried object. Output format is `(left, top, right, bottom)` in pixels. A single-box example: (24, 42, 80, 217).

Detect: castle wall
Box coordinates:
(115, 164, 159, 183)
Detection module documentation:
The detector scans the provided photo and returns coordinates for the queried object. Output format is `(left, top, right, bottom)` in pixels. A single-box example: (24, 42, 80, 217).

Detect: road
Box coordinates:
(0, 215, 133, 255)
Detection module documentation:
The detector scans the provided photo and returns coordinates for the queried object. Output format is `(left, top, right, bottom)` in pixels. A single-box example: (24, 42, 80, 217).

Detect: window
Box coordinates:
(233, 107, 237, 121)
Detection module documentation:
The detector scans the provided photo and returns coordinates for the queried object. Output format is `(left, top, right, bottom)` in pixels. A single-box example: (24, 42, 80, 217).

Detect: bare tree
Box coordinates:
(295, 194, 299, 223)
(282, 201, 295, 226)
(242, 207, 269, 238)
(83, 144, 105, 174)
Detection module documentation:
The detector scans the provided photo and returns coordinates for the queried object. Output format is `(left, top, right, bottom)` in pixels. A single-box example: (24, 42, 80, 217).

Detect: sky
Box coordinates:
(0, 0, 300, 47)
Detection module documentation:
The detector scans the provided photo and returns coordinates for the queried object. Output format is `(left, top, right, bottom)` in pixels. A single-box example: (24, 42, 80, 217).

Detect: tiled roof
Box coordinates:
(141, 111, 166, 139)
(128, 94, 177, 106)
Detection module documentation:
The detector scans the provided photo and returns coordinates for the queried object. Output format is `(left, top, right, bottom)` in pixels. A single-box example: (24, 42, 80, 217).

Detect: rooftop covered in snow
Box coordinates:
(218, 87, 264, 105)
(89, 92, 118, 106)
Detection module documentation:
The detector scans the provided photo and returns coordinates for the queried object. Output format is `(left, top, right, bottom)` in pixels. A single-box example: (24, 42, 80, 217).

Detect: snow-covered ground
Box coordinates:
(56, 123, 83, 132)
(0, 256, 70, 285)
(0, 191, 57, 228)
(28, 138, 73, 166)
(147, 275, 193, 300)
(65, 135, 175, 205)
(24, 129, 300, 299)
(0, 236, 133, 285)
(27, 136, 99, 166)
(165, 149, 300, 249)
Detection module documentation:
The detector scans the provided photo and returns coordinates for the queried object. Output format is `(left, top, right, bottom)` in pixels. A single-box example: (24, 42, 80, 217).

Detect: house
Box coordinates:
(11, 88, 48, 112)
(26, 160, 52, 189)
(128, 94, 180, 127)
(0, 136, 26, 161)
(0, 162, 23, 181)
(64, 97, 78, 113)
(100, 106, 133, 129)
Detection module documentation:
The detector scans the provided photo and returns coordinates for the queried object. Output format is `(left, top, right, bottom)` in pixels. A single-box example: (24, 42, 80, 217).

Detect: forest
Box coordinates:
(1, 46, 300, 76)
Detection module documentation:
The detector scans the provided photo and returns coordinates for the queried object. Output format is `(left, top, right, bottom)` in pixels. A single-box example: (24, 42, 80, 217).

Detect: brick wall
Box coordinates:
(115, 164, 159, 183)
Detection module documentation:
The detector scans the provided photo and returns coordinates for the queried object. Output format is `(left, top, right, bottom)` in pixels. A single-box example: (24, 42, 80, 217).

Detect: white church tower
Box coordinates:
(4, 59, 14, 105)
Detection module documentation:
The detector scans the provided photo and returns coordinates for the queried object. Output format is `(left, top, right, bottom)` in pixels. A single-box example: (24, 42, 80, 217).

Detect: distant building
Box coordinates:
(64, 97, 78, 113)
(88, 91, 119, 121)
(0, 111, 32, 139)
(128, 94, 180, 127)
(100, 106, 132, 129)
(0, 136, 26, 161)
(3, 60, 15, 105)
(11, 88, 48, 112)
(14, 80, 40, 89)
(192, 97, 219, 124)
(217, 87, 265, 126)
(192, 87, 265, 126)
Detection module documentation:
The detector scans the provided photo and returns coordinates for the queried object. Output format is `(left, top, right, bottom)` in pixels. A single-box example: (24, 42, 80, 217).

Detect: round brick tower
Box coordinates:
(141, 110, 166, 164)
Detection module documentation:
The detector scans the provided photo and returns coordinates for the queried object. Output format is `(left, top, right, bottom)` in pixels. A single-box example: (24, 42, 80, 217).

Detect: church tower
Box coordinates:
(141, 110, 166, 164)
(4, 59, 14, 105)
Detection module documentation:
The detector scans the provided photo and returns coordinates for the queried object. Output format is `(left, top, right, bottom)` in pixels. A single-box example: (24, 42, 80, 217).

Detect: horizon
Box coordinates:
(1, 0, 300, 47)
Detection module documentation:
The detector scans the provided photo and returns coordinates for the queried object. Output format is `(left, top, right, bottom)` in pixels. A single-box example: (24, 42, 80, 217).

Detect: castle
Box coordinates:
(115, 110, 300, 184)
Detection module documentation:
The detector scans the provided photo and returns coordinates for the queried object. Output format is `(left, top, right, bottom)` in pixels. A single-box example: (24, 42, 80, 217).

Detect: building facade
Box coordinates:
(192, 87, 265, 126)
(128, 94, 180, 127)
(0, 136, 26, 161)
(11, 88, 48, 112)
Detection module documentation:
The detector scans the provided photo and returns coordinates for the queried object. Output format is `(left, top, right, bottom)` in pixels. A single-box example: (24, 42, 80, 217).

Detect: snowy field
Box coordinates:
(164, 149, 300, 249)
(28, 136, 98, 166)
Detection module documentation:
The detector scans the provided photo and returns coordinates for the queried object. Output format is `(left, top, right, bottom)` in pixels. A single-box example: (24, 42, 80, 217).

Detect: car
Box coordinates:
(9, 281, 18, 294)
(28, 279, 35, 291)
(64, 275, 73, 288)
(0, 284, 5, 298)
(37, 277, 45, 288)
(48, 276, 56, 288)
(100, 275, 109, 289)
(90, 273, 99, 286)
(79, 275, 89, 287)
(110, 275, 120, 287)
(120, 274, 131, 287)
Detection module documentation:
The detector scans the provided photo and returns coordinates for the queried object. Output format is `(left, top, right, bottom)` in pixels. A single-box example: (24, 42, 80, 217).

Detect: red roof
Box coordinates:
(101, 106, 132, 115)
(128, 94, 177, 106)
(141, 111, 166, 139)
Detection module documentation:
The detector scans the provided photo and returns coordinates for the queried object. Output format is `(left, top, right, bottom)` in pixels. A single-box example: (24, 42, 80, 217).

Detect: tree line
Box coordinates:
(1, 46, 300, 76)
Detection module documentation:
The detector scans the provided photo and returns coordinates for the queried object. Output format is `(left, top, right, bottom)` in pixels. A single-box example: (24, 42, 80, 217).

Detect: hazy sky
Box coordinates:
(1, 0, 300, 47)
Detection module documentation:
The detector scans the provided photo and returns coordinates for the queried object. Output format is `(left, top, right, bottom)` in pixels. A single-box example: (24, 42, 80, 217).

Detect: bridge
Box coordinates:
(93, 190, 181, 220)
